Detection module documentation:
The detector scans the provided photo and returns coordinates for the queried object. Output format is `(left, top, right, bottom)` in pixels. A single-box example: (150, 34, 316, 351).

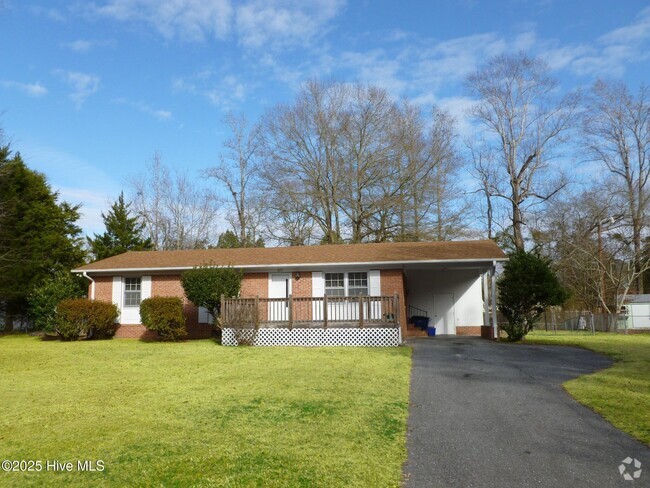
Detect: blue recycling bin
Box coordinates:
(427, 326, 436, 337)
(410, 316, 430, 330)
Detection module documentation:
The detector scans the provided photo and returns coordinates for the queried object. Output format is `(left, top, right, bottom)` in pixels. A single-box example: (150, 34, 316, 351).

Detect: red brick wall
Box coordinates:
(291, 271, 312, 298)
(237, 272, 313, 321)
(380, 269, 407, 338)
(456, 326, 482, 336)
(93, 269, 407, 339)
(113, 325, 159, 340)
(152, 274, 198, 324)
(94, 276, 112, 302)
(236, 271, 313, 299)
(456, 326, 493, 338)
(94, 274, 212, 340)
(240, 272, 269, 298)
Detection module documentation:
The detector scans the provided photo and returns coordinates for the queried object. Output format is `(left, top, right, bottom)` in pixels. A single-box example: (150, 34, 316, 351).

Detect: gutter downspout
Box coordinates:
(82, 272, 95, 300)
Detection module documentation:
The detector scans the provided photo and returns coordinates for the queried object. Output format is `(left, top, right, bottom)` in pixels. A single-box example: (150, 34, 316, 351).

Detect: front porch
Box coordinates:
(221, 295, 401, 346)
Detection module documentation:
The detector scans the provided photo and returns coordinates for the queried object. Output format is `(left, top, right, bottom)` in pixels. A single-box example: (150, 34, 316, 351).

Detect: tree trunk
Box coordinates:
(512, 202, 525, 251)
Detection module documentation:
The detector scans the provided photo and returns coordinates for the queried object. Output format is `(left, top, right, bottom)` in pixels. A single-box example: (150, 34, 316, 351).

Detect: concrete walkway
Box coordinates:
(403, 337, 650, 488)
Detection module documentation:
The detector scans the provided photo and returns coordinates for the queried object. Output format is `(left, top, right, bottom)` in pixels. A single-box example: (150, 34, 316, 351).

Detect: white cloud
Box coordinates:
(204, 76, 246, 107)
(335, 31, 512, 101)
(54, 70, 101, 108)
(539, 7, 650, 77)
(62, 39, 113, 53)
(86, 0, 344, 47)
(172, 71, 247, 109)
(64, 39, 94, 52)
(339, 49, 407, 95)
(434, 96, 478, 138)
(328, 6, 650, 107)
(114, 98, 172, 120)
(88, 0, 233, 41)
(0, 80, 48, 97)
(234, 0, 344, 48)
(541, 44, 592, 72)
(30, 5, 66, 22)
(599, 6, 650, 45)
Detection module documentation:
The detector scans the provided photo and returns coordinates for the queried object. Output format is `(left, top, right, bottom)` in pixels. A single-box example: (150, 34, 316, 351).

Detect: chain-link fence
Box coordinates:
(532, 309, 649, 333)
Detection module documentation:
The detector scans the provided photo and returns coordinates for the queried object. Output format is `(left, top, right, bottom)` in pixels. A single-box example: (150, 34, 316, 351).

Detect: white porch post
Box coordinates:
(490, 263, 498, 339)
(482, 271, 490, 327)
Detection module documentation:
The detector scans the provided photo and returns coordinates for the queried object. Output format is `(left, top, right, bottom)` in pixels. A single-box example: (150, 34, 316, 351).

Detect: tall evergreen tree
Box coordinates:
(0, 146, 86, 328)
(88, 192, 153, 261)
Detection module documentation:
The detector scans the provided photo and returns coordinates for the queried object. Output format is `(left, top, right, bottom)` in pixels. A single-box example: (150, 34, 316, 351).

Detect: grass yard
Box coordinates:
(525, 331, 650, 445)
(0, 335, 411, 487)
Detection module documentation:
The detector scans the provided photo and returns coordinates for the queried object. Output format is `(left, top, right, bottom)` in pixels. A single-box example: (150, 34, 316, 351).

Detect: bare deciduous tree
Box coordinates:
(205, 112, 263, 247)
(423, 108, 468, 240)
(338, 84, 400, 243)
(466, 139, 498, 239)
(466, 52, 579, 250)
(262, 81, 348, 244)
(261, 82, 466, 244)
(263, 180, 317, 246)
(538, 187, 650, 330)
(583, 80, 650, 293)
(131, 153, 219, 250)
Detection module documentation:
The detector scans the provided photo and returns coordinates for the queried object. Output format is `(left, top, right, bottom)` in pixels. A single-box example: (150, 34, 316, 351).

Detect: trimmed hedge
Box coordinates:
(140, 297, 186, 341)
(55, 299, 119, 341)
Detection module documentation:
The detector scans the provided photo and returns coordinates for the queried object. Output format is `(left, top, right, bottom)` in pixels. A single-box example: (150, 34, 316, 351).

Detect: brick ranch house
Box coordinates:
(72, 240, 506, 346)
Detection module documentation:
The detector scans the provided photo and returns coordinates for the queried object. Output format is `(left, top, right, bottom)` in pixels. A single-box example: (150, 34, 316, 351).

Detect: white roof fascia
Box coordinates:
(72, 257, 508, 274)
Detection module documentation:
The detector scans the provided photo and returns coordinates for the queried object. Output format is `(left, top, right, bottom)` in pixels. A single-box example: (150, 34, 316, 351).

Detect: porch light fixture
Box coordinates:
(295, 272, 301, 280)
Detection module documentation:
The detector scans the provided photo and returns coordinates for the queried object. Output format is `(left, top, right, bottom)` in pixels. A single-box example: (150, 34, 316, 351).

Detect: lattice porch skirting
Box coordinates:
(222, 327, 401, 347)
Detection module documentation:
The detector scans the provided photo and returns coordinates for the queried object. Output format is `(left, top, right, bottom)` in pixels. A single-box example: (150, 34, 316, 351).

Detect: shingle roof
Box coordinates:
(73, 240, 506, 272)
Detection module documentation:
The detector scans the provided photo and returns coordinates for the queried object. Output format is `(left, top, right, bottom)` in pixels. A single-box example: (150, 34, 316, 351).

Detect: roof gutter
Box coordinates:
(72, 257, 509, 274)
(82, 271, 95, 300)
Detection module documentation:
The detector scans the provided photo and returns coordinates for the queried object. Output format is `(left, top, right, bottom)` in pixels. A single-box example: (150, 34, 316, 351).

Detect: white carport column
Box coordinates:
(483, 272, 490, 327)
(490, 262, 498, 339)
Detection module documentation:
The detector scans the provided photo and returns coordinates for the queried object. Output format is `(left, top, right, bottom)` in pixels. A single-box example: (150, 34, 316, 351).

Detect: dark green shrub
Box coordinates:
(181, 265, 243, 327)
(55, 299, 119, 341)
(55, 313, 84, 341)
(498, 250, 569, 341)
(140, 297, 186, 341)
(28, 272, 85, 332)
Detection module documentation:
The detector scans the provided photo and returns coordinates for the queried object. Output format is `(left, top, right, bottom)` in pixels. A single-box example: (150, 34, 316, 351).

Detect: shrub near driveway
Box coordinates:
(0, 336, 411, 487)
(525, 331, 650, 445)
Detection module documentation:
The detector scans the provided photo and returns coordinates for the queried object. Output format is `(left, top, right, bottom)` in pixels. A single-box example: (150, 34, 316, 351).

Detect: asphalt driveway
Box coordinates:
(403, 337, 650, 488)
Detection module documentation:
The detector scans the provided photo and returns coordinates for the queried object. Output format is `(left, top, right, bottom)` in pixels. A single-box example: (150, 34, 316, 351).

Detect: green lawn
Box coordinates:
(0, 335, 411, 487)
(525, 331, 650, 445)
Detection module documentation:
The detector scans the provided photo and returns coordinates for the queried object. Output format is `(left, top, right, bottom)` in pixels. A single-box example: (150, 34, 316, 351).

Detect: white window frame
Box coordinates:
(324, 271, 369, 297)
(123, 277, 142, 307)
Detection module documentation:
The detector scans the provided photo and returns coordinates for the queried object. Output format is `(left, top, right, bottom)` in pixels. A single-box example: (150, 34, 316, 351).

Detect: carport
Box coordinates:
(404, 260, 500, 338)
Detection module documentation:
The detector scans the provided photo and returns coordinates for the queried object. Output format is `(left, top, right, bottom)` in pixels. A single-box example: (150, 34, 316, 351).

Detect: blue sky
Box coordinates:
(2, 0, 650, 236)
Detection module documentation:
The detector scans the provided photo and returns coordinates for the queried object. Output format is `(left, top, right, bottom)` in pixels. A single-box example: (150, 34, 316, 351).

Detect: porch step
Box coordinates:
(406, 325, 429, 337)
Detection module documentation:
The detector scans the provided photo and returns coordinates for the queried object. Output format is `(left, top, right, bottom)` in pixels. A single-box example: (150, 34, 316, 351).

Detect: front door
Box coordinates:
(269, 273, 291, 321)
(433, 293, 456, 334)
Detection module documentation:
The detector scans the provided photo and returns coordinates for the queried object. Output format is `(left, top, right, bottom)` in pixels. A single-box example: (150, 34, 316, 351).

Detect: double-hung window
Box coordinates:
(324, 272, 368, 296)
(124, 277, 142, 307)
(325, 273, 345, 296)
(348, 272, 368, 296)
